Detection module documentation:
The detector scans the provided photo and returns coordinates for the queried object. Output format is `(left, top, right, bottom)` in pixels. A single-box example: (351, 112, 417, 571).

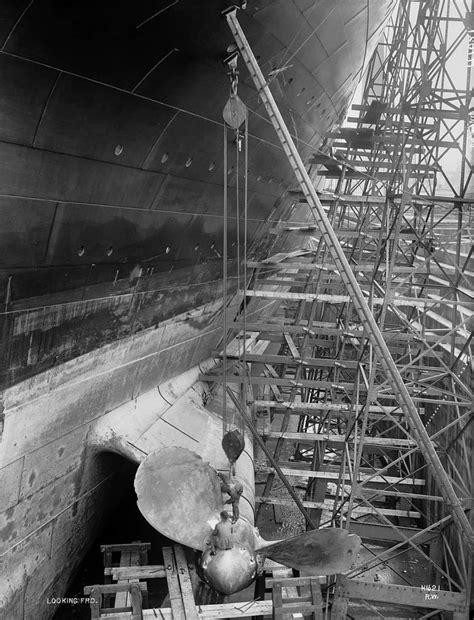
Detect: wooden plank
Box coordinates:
(255, 496, 420, 518)
(129, 582, 143, 620)
(323, 157, 436, 171)
(359, 488, 443, 502)
(266, 577, 325, 588)
(310, 579, 324, 620)
(252, 400, 408, 415)
(200, 374, 364, 392)
(272, 582, 283, 620)
(103, 550, 113, 569)
(227, 322, 467, 344)
(275, 602, 324, 612)
(228, 321, 340, 335)
(318, 170, 433, 181)
(283, 332, 300, 359)
(341, 578, 467, 612)
(115, 549, 133, 609)
(127, 546, 142, 608)
(163, 547, 185, 620)
(89, 586, 101, 619)
(260, 431, 418, 450)
(318, 193, 387, 203)
(84, 584, 148, 595)
(174, 545, 199, 620)
(104, 601, 274, 618)
(282, 595, 312, 603)
(100, 543, 151, 553)
(102, 605, 141, 614)
(247, 261, 417, 272)
(257, 277, 313, 287)
(349, 522, 439, 544)
(270, 226, 418, 239)
(218, 352, 360, 369)
(244, 289, 473, 308)
(258, 466, 425, 487)
(350, 104, 468, 120)
(107, 565, 166, 580)
(245, 289, 351, 303)
(330, 579, 349, 619)
(328, 134, 457, 147)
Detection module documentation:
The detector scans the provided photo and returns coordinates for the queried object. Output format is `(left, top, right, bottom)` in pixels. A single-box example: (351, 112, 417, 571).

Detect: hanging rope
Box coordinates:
(221, 53, 249, 467)
(241, 115, 249, 439)
(222, 122, 228, 437)
(235, 125, 241, 428)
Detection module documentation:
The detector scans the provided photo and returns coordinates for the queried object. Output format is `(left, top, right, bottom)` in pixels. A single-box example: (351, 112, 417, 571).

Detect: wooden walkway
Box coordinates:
(84, 542, 274, 619)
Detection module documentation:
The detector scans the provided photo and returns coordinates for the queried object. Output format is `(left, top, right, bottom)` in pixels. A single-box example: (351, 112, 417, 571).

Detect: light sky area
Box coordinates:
(343, 2, 472, 196)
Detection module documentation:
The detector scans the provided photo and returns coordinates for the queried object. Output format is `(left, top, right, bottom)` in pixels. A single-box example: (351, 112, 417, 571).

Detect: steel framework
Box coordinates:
(212, 1, 473, 618)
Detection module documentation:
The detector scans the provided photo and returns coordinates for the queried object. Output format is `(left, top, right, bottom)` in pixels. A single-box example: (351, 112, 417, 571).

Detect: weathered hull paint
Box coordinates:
(0, 2, 397, 617)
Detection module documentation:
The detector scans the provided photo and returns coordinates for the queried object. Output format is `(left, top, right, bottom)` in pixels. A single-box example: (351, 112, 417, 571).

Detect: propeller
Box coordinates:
(135, 447, 362, 591)
(257, 528, 361, 575)
(134, 447, 222, 550)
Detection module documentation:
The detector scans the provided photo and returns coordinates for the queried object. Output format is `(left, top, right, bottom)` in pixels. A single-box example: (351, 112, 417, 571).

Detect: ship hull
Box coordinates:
(0, 0, 395, 385)
(0, 1, 396, 617)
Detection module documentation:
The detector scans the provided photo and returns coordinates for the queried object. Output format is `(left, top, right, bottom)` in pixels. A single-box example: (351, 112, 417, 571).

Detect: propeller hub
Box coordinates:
(200, 546, 257, 594)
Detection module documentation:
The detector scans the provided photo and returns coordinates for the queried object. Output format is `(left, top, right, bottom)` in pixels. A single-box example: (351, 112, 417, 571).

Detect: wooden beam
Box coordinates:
(318, 193, 386, 203)
(331, 579, 349, 618)
(257, 466, 425, 487)
(256, 277, 314, 288)
(318, 170, 434, 180)
(350, 104, 469, 120)
(283, 332, 300, 359)
(269, 226, 418, 238)
(100, 543, 151, 553)
(247, 260, 418, 273)
(255, 496, 420, 518)
(113, 543, 141, 610)
(105, 565, 166, 580)
(265, 576, 325, 587)
(244, 289, 474, 308)
(349, 522, 439, 544)
(84, 584, 148, 595)
(162, 547, 185, 620)
(328, 133, 457, 147)
(322, 157, 436, 171)
(102, 601, 274, 618)
(259, 430, 418, 450)
(217, 351, 360, 369)
(252, 400, 406, 415)
(227, 322, 467, 344)
(311, 579, 324, 620)
(272, 582, 283, 620)
(359, 488, 444, 501)
(174, 546, 199, 620)
(200, 374, 365, 391)
(340, 577, 467, 612)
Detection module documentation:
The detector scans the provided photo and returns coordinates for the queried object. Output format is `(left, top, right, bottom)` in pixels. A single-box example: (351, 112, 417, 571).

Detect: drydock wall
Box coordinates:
(0, 293, 246, 619)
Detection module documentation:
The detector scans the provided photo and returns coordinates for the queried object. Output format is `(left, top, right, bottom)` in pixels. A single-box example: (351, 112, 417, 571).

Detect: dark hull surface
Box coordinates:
(0, 2, 396, 618)
(0, 0, 394, 385)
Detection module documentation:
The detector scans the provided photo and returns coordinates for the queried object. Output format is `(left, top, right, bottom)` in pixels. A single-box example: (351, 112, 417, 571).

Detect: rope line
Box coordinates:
(222, 123, 228, 435)
(242, 115, 249, 438)
(235, 127, 242, 435)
